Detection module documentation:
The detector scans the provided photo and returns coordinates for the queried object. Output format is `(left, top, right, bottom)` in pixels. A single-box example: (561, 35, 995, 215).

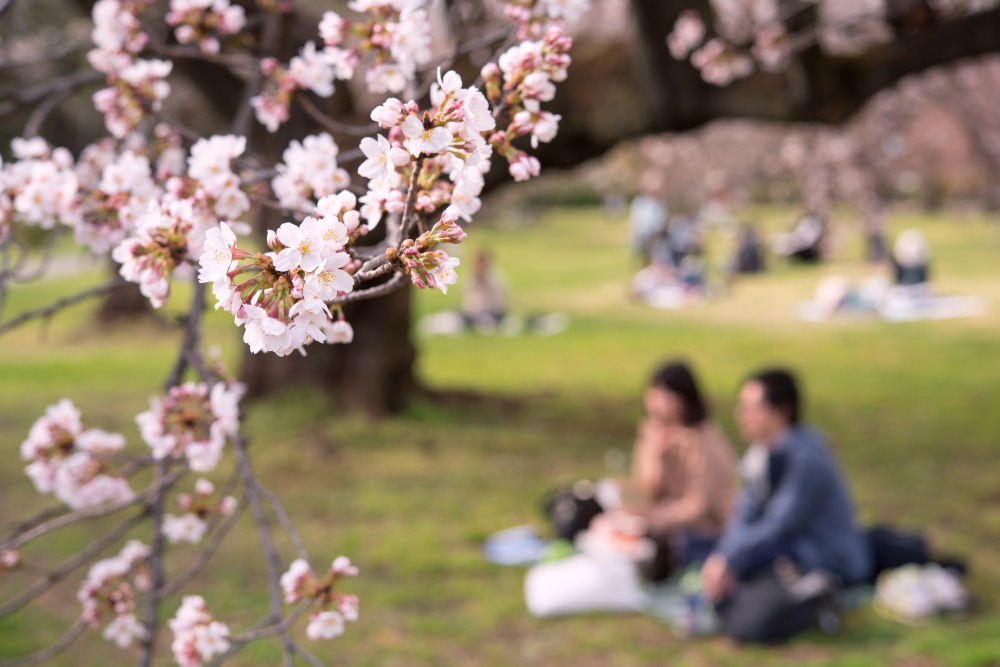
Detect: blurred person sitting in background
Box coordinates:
(461, 250, 508, 332)
(701, 369, 871, 644)
(890, 229, 931, 293)
(592, 361, 737, 582)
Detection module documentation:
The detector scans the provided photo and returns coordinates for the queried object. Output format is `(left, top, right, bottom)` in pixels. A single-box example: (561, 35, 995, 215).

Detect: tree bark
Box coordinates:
(239, 280, 417, 417)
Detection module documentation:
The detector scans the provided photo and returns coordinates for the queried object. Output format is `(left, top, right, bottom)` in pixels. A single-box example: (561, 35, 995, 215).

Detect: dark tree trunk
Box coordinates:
(239, 282, 417, 417)
(96, 263, 153, 324)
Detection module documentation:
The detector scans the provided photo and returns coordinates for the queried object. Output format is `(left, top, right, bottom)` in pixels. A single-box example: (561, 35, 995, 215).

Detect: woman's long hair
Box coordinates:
(651, 361, 709, 427)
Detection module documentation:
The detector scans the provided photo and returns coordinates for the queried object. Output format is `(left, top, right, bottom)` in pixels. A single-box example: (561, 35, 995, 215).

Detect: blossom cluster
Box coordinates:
(107, 134, 249, 306)
(163, 478, 238, 544)
(250, 0, 432, 132)
(89, 0, 172, 137)
(502, 0, 590, 39)
(136, 381, 244, 472)
(170, 595, 230, 667)
(78, 540, 151, 648)
(1, 138, 79, 238)
(199, 199, 357, 356)
(271, 133, 351, 212)
(166, 0, 247, 55)
(667, 10, 791, 86)
(482, 29, 570, 181)
(20, 400, 134, 510)
(280, 557, 359, 640)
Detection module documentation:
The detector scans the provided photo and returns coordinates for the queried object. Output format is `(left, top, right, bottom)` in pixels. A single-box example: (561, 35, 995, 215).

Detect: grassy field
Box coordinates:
(1, 204, 1000, 666)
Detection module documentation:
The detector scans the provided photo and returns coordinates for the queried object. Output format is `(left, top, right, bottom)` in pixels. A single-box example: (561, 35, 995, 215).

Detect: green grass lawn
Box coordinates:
(1, 204, 1000, 666)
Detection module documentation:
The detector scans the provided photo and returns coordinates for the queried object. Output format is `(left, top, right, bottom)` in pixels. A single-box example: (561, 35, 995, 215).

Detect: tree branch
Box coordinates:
(0, 511, 147, 618)
(0, 281, 129, 335)
(0, 619, 87, 667)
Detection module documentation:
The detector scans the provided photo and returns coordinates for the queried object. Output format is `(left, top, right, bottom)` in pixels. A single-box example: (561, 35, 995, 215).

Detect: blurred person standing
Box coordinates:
(629, 172, 667, 265)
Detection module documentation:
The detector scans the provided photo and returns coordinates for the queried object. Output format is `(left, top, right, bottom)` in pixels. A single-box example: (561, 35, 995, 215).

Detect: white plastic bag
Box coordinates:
(524, 553, 648, 617)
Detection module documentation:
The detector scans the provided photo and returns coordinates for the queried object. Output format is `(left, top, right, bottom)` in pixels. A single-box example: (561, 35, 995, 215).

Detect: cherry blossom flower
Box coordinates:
(164, 513, 209, 544)
(79, 540, 151, 642)
(136, 381, 244, 472)
(667, 10, 706, 60)
(273, 218, 326, 272)
(102, 613, 148, 648)
(358, 135, 410, 183)
(307, 611, 345, 640)
(401, 114, 453, 156)
(169, 596, 230, 667)
(198, 221, 238, 283)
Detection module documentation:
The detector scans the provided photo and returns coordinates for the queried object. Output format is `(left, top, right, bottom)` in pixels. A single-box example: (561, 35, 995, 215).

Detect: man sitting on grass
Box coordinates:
(700, 369, 872, 644)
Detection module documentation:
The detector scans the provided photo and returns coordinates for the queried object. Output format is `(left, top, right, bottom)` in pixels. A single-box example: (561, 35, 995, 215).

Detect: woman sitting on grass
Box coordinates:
(593, 361, 738, 581)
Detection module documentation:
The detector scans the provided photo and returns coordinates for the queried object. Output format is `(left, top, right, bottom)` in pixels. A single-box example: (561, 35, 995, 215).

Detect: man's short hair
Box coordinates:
(746, 368, 800, 425)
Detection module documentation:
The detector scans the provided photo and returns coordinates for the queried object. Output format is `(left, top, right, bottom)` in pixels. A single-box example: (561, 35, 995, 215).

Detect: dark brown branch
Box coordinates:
(331, 271, 406, 306)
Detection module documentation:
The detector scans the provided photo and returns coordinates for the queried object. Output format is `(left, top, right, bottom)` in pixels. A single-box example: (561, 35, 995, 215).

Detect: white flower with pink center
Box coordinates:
(304, 254, 354, 301)
(198, 221, 238, 283)
(280, 559, 313, 604)
(306, 610, 345, 640)
(164, 513, 209, 544)
(401, 114, 453, 157)
(273, 218, 325, 272)
(358, 135, 410, 184)
(169, 596, 230, 666)
(289, 41, 335, 97)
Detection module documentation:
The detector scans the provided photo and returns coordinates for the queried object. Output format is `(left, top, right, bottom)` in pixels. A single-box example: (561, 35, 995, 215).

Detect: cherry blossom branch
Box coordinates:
(231, 8, 282, 137)
(401, 156, 426, 237)
(0, 70, 103, 118)
(0, 511, 147, 618)
(0, 281, 129, 335)
(157, 501, 246, 598)
(0, 40, 90, 71)
(297, 95, 379, 137)
(0, 619, 88, 667)
(291, 641, 329, 667)
(257, 485, 308, 561)
(0, 465, 187, 553)
(233, 436, 297, 665)
(332, 271, 406, 306)
(22, 83, 76, 138)
(203, 603, 321, 667)
(138, 460, 169, 667)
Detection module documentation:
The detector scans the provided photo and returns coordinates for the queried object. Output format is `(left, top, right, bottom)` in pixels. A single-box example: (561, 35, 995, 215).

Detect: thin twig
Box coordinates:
(0, 465, 187, 553)
(157, 501, 246, 598)
(0, 619, 87, 667)
(0, 511, 147, 618)
(137, 462, 169, 667)
(257, 485, 308, 561)
(234, 437, 297, 666)
(0, 40, 90, 71)
(231, 9, 282, 136)
(0, 281, 128, 335)
(292, 641, 329, 667)
(297, 95, 378, 137)
(331, 271, 406, 305)
(0, 70, 103, 118)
